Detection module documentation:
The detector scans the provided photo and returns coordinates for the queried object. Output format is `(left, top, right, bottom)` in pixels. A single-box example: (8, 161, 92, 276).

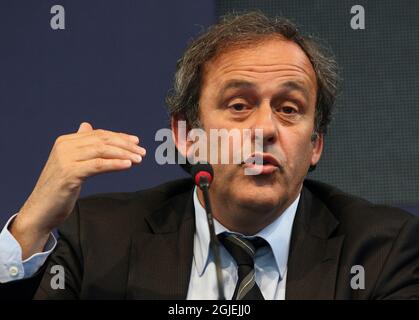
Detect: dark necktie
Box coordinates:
(218, 233, 268, 300)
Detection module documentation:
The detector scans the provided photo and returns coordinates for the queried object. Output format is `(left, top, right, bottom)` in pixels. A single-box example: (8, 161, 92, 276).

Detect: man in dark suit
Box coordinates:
(1, 12, 418, 299)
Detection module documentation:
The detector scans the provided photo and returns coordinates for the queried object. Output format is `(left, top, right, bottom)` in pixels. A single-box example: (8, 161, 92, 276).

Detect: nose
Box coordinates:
(251, 102, 278, 147)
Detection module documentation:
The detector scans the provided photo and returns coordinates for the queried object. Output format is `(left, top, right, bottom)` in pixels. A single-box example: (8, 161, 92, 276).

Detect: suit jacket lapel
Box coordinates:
(126, 188, 195, 299)
(286, 185, 345, 299)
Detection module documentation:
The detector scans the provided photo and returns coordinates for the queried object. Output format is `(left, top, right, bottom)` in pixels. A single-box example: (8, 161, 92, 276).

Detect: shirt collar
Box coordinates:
(193, 186, 299, 279)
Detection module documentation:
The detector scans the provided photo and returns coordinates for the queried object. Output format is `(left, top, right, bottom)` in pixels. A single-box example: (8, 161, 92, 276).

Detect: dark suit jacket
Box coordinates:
(1, 178, 419, 299)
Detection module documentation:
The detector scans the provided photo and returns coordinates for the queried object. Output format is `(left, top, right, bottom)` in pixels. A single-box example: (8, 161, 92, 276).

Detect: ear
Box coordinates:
(310, 133, 324, 167)
(171, 116, 193, 159)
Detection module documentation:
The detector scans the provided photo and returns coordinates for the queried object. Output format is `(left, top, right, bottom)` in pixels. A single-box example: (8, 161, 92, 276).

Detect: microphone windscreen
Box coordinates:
(190, 162, 214, 184)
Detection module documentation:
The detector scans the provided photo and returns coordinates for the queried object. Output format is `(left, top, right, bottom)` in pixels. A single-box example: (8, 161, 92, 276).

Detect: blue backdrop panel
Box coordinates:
(0, 0, 216, 226)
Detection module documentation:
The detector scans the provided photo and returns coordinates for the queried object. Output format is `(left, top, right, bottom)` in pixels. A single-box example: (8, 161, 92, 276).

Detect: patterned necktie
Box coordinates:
(218, 233, 268, 300)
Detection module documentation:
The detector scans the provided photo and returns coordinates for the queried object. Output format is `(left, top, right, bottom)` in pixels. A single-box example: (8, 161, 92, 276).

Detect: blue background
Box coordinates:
(0, 0, 215, 226)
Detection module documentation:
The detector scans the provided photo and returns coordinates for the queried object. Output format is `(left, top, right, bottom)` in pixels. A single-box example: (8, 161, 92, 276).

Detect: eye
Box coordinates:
(229, 103, 247, 112)
(280, 106, 298, 114)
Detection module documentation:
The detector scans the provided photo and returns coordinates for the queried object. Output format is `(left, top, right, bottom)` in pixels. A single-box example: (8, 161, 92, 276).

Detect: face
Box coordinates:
(173, 38, 323, 231)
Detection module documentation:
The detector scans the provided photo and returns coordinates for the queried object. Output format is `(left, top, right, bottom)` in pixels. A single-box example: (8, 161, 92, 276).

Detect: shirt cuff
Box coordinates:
(0, 213, 56, 283)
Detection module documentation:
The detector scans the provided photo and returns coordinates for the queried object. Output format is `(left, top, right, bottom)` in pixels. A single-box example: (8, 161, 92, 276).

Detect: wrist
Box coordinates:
(9, 212, 51, 259)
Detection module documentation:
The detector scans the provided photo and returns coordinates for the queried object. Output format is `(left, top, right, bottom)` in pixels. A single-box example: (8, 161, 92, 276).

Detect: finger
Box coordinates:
(60, 128, 138, 145)
(74, 144, 144, 164)
(93, 129, 139, 144)
(77, 122, 93, 133)
(78, 158, 133, 177)
(73, 132, 146, 157)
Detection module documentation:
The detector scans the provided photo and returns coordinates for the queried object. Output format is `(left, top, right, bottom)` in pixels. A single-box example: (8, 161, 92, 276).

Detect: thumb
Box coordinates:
(77, 122, 93, 133)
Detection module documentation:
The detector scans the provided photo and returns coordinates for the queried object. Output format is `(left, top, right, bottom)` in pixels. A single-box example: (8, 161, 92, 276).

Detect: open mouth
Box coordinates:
(262, 159, 275, 165)
(242, 153, 281, 175)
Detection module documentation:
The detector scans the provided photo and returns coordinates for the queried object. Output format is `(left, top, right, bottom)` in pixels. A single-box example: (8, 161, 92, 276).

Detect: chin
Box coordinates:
(233, 186, 283, 211)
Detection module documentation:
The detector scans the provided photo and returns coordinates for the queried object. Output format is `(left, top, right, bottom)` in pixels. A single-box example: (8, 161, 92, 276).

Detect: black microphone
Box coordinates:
(190, 162, 225, 300)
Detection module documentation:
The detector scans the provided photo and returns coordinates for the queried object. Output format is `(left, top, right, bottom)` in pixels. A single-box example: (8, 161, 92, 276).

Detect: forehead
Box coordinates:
(201, 38, 317, 98)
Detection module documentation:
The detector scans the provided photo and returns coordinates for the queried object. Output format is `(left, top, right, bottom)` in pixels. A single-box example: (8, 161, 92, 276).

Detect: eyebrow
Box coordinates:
(218, 79, 311, 103)
(278, 80, 311, 102)
(218, 80, 256, 97)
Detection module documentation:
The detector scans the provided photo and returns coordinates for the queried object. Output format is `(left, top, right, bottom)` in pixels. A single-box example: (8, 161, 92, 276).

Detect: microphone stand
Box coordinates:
(198, 175, 225, 300)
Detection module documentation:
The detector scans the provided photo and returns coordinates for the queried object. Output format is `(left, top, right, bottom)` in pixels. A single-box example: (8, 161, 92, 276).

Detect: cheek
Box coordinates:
(281, 134, 314, 170)
(211, 164, 238, 192)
